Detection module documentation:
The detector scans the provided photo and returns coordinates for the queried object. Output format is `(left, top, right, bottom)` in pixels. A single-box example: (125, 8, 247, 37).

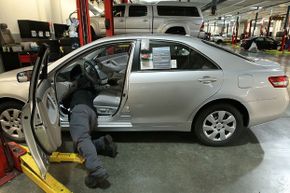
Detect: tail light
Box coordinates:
(268, 76, 289, 88)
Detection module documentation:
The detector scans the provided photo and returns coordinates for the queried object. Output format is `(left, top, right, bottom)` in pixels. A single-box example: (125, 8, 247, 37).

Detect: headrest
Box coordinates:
(0, 23, 8, 30)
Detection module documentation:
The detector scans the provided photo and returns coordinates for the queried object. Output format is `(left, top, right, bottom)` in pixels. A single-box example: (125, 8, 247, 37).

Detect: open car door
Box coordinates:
(22, 45, 62, 178)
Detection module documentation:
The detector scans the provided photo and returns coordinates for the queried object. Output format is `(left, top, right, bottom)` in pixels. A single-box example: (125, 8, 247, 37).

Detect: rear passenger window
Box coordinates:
(157, 6, 200, 17)
(129, 6, 147, 17)
(113, 5, 125, 17)
(140, 40, 218, 70)
(255, 37, 264, 42)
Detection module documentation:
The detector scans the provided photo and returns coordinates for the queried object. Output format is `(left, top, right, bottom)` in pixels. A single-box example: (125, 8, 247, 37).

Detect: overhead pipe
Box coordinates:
(201, 0, 227, 15)
(208, 1, 289, 22)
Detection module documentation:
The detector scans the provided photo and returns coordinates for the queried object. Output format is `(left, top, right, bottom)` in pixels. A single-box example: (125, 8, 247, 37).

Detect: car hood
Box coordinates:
(0, 66, 33, 82)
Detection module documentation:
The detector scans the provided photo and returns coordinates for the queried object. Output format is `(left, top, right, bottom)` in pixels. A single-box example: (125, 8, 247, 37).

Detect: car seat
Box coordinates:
(0, 23, 15, 46)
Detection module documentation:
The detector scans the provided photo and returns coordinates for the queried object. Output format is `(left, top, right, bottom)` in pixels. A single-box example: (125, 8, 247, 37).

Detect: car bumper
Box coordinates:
(247, 90, 289, 127)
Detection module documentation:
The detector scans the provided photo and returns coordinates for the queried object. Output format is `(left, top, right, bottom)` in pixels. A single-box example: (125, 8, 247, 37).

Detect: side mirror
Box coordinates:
(17, 70, 33, 82)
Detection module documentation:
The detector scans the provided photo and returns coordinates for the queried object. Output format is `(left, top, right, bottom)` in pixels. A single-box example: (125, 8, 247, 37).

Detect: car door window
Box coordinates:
(265, 37, 275, 45)
(254, 37, 265, 48)
(140, 40, 218, 70)
(113, 5, 125, 17)
(129, 6, 147, 17)
(255, 37, 264, 44)
(157, 6, 200, 17)
(55, 42, 133, 115)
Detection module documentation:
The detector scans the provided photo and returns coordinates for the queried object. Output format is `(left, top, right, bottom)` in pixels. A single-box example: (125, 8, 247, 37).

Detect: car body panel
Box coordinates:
(241, 37, 279, 50)
(0, 67, 32, 103)
(22, 47, 62, 178)
(0, 35, 288, 134)
(90, 2, 203, 37)
(125, 4, 152, 33)
(127, 70, 223, 126)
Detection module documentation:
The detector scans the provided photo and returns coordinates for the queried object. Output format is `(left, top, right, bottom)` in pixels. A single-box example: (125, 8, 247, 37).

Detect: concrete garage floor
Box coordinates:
(1, 51, 290, 193)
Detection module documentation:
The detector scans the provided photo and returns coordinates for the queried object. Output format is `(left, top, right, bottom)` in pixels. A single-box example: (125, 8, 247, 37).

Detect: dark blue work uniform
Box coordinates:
(69, 89, 108, 177)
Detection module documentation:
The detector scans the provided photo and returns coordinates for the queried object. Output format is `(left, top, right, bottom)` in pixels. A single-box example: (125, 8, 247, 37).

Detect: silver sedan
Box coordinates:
(0, 34, 289, 148)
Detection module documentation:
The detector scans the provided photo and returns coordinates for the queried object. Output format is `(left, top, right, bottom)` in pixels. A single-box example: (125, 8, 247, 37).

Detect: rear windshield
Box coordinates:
(157, 6, 200, 17)
(202, 40, 254, 62)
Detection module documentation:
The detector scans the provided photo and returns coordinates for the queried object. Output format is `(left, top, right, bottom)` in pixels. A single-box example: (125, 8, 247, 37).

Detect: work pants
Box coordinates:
(69, 104, 107, 177)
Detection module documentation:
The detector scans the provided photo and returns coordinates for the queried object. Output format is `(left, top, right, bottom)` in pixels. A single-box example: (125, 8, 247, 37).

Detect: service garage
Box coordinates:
(0, 0, 290, 193)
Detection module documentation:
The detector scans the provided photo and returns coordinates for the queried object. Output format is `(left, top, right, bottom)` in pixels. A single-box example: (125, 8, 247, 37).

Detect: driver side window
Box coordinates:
(55, 42, 133, 115)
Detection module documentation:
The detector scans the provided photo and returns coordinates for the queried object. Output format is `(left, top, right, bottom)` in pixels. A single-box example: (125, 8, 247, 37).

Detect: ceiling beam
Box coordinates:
(201, 0, 227, 12)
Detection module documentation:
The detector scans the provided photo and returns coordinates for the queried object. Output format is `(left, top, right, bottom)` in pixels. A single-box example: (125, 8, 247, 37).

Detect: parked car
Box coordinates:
(210, 34, 226, 44)
(0, 34, 289, 149)
(241, 36, 280, 50)
(20, 34, 289, 178)
(90, 2, 203, 37)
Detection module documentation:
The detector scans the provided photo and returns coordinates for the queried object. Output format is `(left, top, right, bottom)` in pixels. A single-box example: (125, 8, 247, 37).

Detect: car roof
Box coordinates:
(48, 34, 260, 74)
(97, 33, 201, 44)
(118, 1, 202, 7)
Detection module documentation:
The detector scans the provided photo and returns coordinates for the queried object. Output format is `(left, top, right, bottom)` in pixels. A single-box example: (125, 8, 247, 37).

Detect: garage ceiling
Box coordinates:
(135, 0, 290, 21)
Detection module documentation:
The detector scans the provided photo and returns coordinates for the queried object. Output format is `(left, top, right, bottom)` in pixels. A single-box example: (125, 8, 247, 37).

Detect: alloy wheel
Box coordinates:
(202, 110, 236, 141)
(0, 108, 24, 140)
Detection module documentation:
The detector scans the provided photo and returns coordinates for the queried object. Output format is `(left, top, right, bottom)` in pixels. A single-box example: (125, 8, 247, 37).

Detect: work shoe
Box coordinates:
(99, 135, 118, 158)
(85, 173, 110, 189)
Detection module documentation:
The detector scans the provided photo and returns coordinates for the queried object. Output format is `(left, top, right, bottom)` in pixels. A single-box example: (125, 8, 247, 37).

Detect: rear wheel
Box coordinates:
(165, 27, 186, 35)
(0, 101, 25, 142)
(216, 40, 223, 44)
(194, 104, 244, 146)
(91, 26, 98, 41)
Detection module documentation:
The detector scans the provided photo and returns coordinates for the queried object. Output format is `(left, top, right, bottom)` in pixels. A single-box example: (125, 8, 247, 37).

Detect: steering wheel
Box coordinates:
(93, 57, 105, 70)
(83, 59, 100, 84)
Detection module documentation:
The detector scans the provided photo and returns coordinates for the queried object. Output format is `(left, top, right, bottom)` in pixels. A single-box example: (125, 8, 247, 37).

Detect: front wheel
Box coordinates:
(193, 104, 244, 146)
(0, 101, 25, 142)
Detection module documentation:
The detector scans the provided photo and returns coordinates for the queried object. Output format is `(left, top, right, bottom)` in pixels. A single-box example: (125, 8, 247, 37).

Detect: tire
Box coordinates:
(216, 40, 223, 44)
(0, 101, 25, 142)
(193, 104, 244, 146)
(165, 27, 186, 35)
(91, 27, 98, 41)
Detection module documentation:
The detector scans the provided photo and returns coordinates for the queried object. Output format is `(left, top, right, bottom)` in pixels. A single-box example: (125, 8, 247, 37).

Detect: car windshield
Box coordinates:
(201, 40, 254, 62)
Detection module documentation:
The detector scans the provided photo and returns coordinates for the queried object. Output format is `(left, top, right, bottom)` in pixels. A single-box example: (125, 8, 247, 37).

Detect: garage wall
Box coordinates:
(59, 0, 78, 24)
(0, 0, 77, 36)
(0, 0, 42, 34)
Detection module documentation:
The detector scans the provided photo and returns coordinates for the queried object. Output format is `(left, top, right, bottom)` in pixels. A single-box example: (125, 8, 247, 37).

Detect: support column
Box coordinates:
(243, 20, 248, 36)
(249, 20, 252, 37)
(221, 17, 226, 34)
(207, 22, 210, 33)
(235, 15, 239, 43)
(252, 11, 259, 36)
(104, 0, 114, 37)
(266, 16, 272, 37)
(76, 0, 92, 46)
(281, 5, 290, 51)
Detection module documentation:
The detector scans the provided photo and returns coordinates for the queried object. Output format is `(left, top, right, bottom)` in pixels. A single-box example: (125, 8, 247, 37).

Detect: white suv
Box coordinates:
(90, 2, 203, 38)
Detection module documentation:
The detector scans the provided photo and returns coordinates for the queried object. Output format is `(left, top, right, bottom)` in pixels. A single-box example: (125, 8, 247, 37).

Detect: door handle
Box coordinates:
(198, 76, 217, 84)
(143, 19, 148, 22)
(119, 19, 124, 22)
